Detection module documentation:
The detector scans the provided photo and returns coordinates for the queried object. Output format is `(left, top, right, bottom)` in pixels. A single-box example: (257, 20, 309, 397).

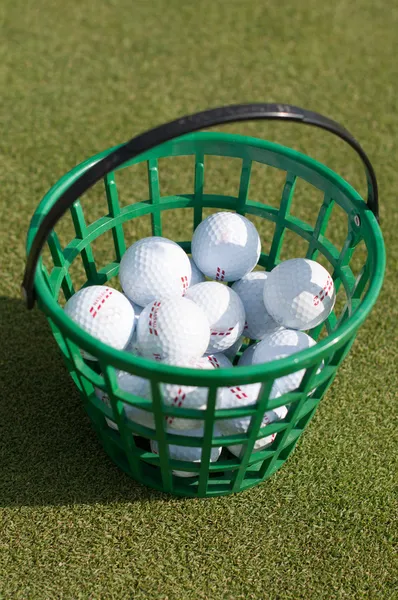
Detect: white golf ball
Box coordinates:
(136, 297, 210, 361)
(161, 356, 214, 431)
(232, 271, 281, 340)
(64, 285, 135, 360)
(189, 257, 205, 286)
(252, 329, 317, 395)
(116, 369, 154, 429)
(227, 405, 288, 457)
(217, 383, 287, 451)
(263, 258, 336, 330)
(150, 427, 222, 477)
(205, 353, 233, 369)
(119, 237, 192, 307)
(237, 343, 260, 367)
(185, 282, 245, 353)
(191, 212, 261, 282)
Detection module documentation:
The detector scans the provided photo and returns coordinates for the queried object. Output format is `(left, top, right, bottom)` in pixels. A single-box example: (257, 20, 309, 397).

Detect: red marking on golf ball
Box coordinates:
(211, 327, 234, 337)
(181, 275, 189, 294)
(230, 387, 248, 401)
(314, 276, 333, 306)
(166, 388, 186, 426)
(215, 267, 225, 281)
(208, 355, 220, 368)
(89, 288, 113, 318)
(149, 301, 161, 335)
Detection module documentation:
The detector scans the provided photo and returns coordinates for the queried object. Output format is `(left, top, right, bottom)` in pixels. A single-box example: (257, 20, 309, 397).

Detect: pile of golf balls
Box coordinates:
(64, 211, 336, 476)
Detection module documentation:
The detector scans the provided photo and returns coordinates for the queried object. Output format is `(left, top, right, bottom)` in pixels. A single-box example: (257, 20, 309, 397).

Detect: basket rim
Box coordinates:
(26, 132, 386, 385)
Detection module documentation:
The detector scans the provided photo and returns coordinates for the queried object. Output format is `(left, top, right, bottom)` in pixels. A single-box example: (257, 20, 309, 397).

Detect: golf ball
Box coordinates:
(263, 258, 336, 330)
(136, 297, 210, 361)
(119, 236, 192, 307)
(232, 271, 281, 340)
(185, 282, 245, 353)
(191, 212, 261, 281)
(252, 328, 317, 395)
(150, 427, 222, 477)
(161, 356, 214, 431)
(63, 285, 135, 360)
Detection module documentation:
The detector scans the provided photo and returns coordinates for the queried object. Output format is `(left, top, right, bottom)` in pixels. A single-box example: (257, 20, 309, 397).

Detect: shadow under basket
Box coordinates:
(23, 103, 385, 498)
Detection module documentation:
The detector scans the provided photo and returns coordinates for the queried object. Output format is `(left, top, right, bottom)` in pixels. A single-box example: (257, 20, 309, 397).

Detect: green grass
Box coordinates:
(1, 0, 397, 598)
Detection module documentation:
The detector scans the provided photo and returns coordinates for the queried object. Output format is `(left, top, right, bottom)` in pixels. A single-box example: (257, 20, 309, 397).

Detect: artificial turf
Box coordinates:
(1, 0, 397, 598)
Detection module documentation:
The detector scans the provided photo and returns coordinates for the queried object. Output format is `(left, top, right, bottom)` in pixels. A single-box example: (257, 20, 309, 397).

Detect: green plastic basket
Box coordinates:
(22, 104, 385, 498)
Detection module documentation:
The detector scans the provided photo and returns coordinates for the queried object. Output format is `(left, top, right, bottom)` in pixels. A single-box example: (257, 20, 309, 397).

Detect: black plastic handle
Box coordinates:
(22, 102, 379, 309)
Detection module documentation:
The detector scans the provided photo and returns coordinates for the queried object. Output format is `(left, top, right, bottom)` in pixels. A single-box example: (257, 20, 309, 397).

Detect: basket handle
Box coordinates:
(22, 102, 379, 308)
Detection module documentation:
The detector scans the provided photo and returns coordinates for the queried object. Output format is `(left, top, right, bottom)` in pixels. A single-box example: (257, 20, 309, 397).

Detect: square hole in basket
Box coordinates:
(66, 252, 90, 292)
(115, 161, 150, 208)
(57, 286, 68, 308)
(278, 228, 310, 262)
(289, 178, 325, 229)
(322, 201, 349, 254)
(277, 438, 298, 462)
(248, 162, 287, 209)
(160, 208, 194, 242)
(315, 323, 330, 342)
(349, 239, 368, 280)
(157, 156, 195, 199)
(53, 210, 78, 251)
(203, 156, 243, 198)
(78, 180, 109, 226)
(333, 282, 351, 326)
(123, 214, 153, 249)
(244, 213, 276, 265)
(90, 229, 118, 273)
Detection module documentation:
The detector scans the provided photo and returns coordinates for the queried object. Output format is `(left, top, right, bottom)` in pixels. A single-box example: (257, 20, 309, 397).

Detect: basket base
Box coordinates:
(93, 420, 294, 499)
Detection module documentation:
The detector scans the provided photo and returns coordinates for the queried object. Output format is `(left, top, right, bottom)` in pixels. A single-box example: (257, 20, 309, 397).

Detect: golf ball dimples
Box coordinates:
(227, 405, 288, 456)
(263, 258, 336, 330)
(189, 257, 205, 286)
(150, 427, 222, 477)
(119, 237, 192, 307)
(63, 285, 135, 361)
(161, 356, 214, 431)
(191, 212, 261, 282)
(94, 387, 118, 431)
(185, 282, 245, 353)
(252, 329, 316, 395)
(136, 297, 210, 361)
(116, 369, 154, 429)
(232, 271, 281, 340)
